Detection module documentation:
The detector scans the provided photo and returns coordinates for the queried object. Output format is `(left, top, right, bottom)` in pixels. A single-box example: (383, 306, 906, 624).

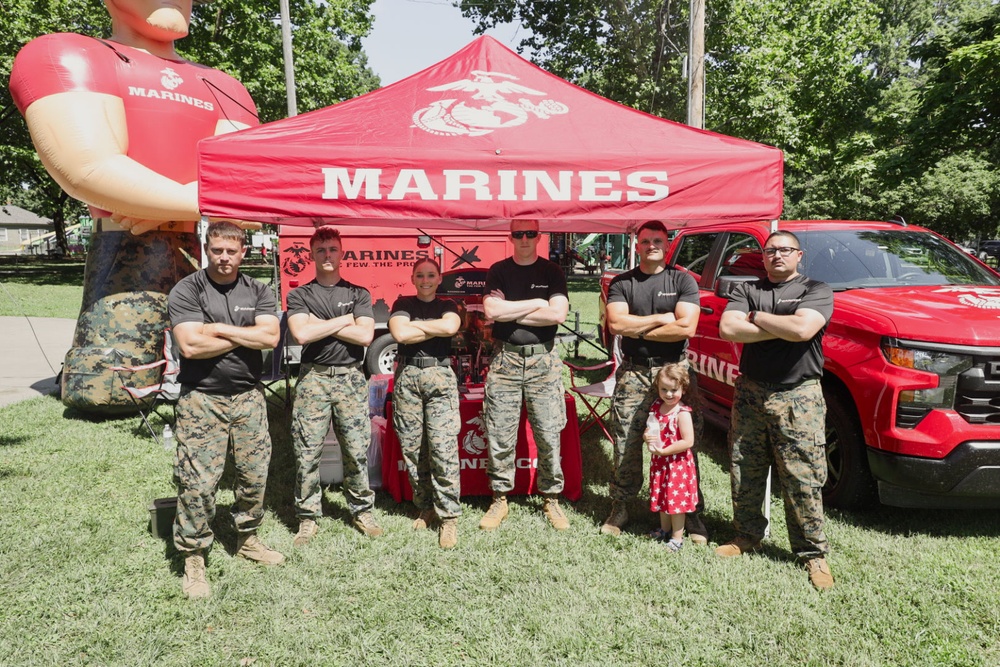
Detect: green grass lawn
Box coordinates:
(2, 265, 999, 665)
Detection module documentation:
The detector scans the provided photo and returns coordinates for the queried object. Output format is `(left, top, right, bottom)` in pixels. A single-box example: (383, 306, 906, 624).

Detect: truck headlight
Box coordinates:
(883, 343, 973, 410)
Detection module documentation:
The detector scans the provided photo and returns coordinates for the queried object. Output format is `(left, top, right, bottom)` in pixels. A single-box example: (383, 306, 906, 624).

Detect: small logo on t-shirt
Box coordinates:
(656, 291, 677, 297)
(160, 67, 183, 90)
(777, 298, 803, 304)
(337, 302, 355, 309)
(530, 283, 549, 290)
(233, 305, 255, 312)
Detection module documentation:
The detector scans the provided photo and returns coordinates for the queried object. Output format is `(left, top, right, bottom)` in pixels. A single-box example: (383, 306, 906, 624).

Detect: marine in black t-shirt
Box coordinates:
(724, 273, 834, 384)
(607, 267, 700, 363)
(286, 279, 374, 366)
(484, 257, 568, 345)
(168, 270, 278, 394)
(390, 296, 459, 359)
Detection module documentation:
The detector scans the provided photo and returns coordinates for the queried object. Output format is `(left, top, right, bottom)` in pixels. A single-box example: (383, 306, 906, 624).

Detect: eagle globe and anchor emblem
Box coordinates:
(413, 70, 569, 137)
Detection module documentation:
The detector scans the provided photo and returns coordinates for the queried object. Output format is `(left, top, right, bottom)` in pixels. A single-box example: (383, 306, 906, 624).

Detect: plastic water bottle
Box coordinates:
(161, 423, 175, 451)
(645, 412, 660, 439)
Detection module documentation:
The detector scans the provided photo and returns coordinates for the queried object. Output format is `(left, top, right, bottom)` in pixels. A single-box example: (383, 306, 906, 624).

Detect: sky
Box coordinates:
(361, 0, 527, 86)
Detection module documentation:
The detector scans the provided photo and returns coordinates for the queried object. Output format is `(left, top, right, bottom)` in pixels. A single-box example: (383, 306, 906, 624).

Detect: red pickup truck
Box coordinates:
(601, 220, 1000, 509)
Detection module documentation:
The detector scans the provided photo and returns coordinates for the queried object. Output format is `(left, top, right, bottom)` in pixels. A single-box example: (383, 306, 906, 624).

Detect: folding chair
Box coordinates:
(111, 328, 181, 445)
(261, 312, 291, 411)
(563, 336, 621, 442)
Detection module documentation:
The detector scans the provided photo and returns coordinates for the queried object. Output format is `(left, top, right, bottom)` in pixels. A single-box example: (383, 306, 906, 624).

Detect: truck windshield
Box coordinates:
(796, 230, 1000, 290)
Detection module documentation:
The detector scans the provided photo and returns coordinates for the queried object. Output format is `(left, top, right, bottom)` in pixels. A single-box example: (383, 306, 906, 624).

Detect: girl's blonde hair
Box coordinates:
(655, 361, 691, 393)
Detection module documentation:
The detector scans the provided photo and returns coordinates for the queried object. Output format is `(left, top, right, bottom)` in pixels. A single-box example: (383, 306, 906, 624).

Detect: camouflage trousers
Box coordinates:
(292, 363, 374, 518)
(173, 386, 272, 554)
(729, 376, 829, 559)
(63, 228, 199, 415)
(484, 347, 566, 495)
(609, 361, 706, 508)
(393, 365, 462, 518)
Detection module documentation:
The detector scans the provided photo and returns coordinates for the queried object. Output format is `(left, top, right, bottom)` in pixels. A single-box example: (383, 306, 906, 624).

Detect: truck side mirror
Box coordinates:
(714, 274, 758, 300)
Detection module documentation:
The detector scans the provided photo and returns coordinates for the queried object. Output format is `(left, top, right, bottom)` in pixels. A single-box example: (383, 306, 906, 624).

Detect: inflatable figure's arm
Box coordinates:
(24, 91, 200, 224)
(25, 92, 255, 235)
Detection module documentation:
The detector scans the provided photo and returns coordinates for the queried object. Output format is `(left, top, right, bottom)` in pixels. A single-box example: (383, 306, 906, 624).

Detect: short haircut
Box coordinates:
(205, 221, 246, 246)
(412, 257, 441, 273)
(765, 230, 801, 248)
(310, 226, 342, 247)
(637, 220, 669, 237)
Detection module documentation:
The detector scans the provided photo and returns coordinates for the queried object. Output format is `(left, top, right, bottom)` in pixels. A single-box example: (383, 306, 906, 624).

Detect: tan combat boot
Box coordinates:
(686, 512, 709, 546)
(293, 519, 318, 547)
(600, 500, 628, 536)
(715, 535, 761, 558)
(806, 557, 835, 590)
(439, 518, 458, 549)
(479, 494, 509, 531)
(412, 508, 437, 531)
(543, 496, 570, 531)
(236, 533, 286, 566)
(182, 551, 210, 600)
(353, 511, 385, 537)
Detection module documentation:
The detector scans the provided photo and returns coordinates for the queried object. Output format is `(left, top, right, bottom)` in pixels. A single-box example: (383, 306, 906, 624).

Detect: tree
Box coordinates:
(0, 0, 379, 252)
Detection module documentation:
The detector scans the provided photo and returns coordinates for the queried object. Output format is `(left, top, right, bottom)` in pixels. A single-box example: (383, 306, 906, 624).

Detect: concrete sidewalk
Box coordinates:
(0, 316, 76, 408)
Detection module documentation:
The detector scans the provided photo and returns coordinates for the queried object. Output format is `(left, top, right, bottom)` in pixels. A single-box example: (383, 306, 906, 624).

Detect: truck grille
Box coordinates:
(955, 363, 1000, 424)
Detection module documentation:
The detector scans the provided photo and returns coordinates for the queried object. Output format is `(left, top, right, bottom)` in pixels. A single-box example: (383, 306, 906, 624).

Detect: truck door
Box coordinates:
(696, 232, 767, 408)
(668, 231, 724, 406)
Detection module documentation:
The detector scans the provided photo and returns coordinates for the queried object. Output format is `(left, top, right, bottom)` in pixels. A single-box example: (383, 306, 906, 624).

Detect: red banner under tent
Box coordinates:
(197, 36, 784, 232)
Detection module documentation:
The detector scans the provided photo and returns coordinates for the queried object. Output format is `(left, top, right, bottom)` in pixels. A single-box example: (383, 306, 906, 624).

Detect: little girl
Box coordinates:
(644, 362, 699, 552)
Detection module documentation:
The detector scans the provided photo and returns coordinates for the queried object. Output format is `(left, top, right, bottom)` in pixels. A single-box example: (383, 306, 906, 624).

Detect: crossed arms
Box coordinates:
(483, 290, 569, 327)
(173, 315, 280, 360)
(606, 301, 700, 342)
(287, 312, 375, 348)
(389, 312, 462, 344)
(719, 308, 827, 343)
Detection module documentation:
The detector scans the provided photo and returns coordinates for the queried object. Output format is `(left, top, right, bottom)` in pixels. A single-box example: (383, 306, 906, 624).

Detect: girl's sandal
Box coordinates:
(648, 528, 669, 542)
(665, 538, 684, 552)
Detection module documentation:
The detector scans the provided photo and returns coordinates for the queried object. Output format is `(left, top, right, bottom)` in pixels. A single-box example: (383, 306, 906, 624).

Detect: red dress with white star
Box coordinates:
(648, 401, 699, 514)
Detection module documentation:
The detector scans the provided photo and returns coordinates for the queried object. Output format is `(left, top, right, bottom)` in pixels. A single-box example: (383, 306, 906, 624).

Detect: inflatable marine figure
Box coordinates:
(10, 0, 258, 413)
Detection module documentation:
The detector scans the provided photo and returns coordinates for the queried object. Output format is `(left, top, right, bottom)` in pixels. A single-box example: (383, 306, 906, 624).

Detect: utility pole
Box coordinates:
(279, 0, 298, 117)
(687, 0, 705, 129)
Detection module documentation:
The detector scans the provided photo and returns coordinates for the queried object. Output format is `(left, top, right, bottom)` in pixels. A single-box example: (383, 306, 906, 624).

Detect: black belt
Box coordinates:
(623, 355, 683, 368)
(743, 377, 820, 391)
(302, 361, 362, 376)
(399, 356, 452, 368)
(502, 340, 555, 357)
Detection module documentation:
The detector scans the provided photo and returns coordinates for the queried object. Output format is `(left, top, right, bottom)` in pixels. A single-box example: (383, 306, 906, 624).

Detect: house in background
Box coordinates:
(0, 205, 53, 254)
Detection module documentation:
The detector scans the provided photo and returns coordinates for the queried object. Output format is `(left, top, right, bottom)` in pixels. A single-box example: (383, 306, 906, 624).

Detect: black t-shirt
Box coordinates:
(725, 273, 834, 384)
(168, 270, 278, 394)
(390, 296, 459, 358)
(286, 278, 374, 366)
(607, 267, 700, 362)
(484, 257, 568, 345)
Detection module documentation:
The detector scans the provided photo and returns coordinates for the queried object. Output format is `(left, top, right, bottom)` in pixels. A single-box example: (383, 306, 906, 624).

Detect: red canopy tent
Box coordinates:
(198, 36, 783, 231)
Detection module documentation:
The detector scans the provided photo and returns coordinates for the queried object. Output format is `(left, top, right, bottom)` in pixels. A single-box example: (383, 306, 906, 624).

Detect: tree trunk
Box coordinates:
(52, 191, 70, 256)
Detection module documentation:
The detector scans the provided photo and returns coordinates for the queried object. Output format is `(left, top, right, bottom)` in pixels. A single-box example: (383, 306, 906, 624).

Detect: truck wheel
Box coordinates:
(822, 389, 877, 510)
(365, 333, 397, 376)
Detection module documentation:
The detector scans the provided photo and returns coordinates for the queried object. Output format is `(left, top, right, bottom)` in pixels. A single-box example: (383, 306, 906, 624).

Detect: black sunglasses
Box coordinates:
(511, 230, 539, 239)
